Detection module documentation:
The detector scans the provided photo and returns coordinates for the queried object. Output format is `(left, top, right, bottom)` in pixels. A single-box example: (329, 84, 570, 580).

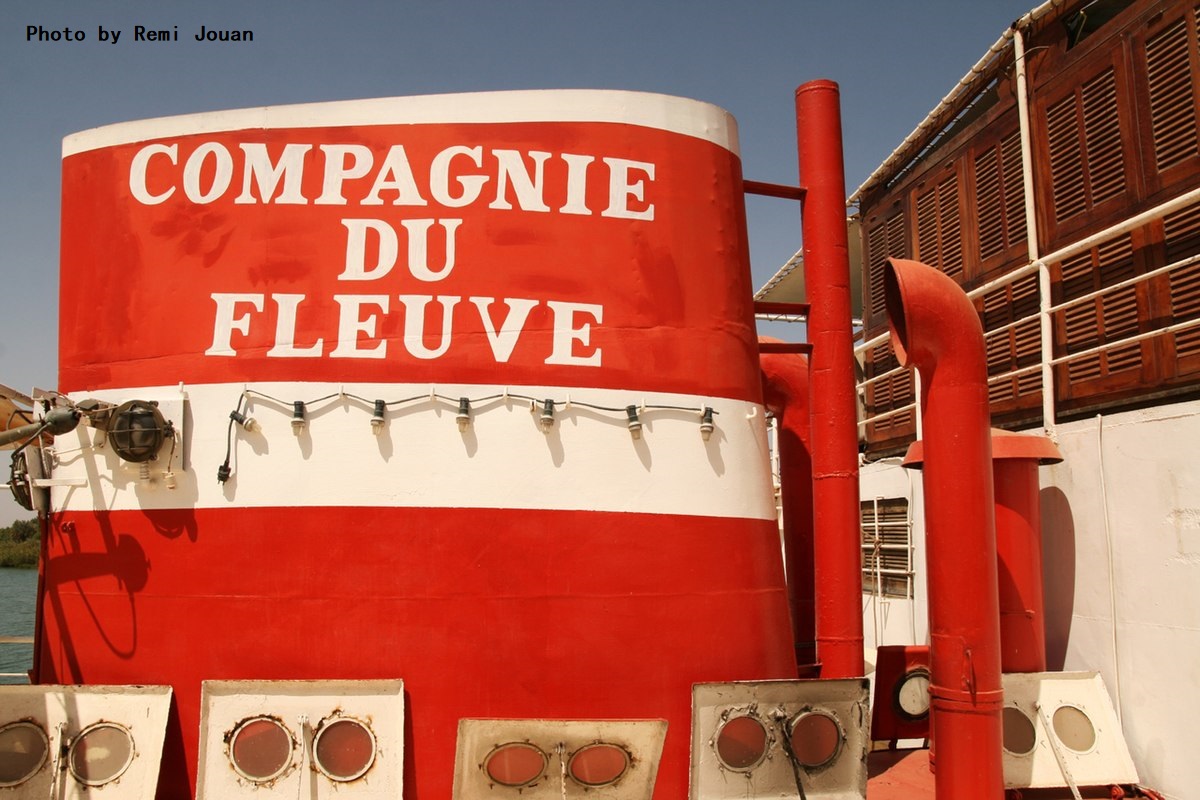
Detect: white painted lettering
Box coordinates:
(489, 149, 550, 211)
(205, 293, 264, 356)
(182, 143, 234, 204)
(362, 145, 428, 206)
(399, 295, 460, 359)
(339, 219, 399, 281)
(317, 145, 374, 205)
(601, 157, 655, 220)
(129, 143, 177, 204)
(235, 143, 312, 204)
(330, 295, 389, 358)
(469, 296, 538, 362)
(559, 153, 595, 215)
(545, 301, 603, 366)
(430, 146, 486, 207)
(402, 218, 460, 282)
(266, 294, 323, 357)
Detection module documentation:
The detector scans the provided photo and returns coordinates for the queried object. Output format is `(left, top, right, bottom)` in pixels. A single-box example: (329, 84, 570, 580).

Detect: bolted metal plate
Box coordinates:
(691, 679, 869, 800)
(0, 684, 171, 798)
(453, 718, 666, 800)
(1001, 671, 1138, 789)
(196, 679, 403, 799)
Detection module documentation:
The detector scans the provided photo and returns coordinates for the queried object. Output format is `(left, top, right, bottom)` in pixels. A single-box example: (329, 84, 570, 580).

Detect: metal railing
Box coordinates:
(855, 189, 1200, 442)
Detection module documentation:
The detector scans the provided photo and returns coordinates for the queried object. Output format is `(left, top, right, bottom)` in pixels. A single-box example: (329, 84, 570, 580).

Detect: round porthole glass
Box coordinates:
(483, 742, 547, 787)
(714, 715, 768, 770)
(1002, 707, 1037, 756)
(228, 717, 294, 783)
(313, 718, 376, 782)
(0, 721, 49, 787)
(568, 742, 629, 787)
(788, 711, 843, 769)
(68, 722, 135, 787)
(1053, 705, 1096, 753)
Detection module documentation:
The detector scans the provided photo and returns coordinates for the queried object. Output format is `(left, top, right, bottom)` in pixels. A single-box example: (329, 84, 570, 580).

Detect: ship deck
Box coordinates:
(866, 748, 1156, 799)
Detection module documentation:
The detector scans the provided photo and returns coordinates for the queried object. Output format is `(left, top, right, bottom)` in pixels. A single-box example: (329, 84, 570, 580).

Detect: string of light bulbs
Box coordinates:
(217, 387, 718, 484)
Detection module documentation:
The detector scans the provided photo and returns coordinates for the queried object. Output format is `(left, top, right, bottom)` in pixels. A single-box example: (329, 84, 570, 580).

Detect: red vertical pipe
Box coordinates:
(795, 80, 864, 679)
(759, 343, 817, 673)
(992, 430, 1062, 673)
(904, 430, 1063, 674)
(885, 258, 1004, 799)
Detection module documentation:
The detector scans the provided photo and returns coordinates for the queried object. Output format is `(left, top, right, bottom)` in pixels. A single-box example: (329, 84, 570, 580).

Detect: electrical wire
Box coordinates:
(775, 716, 809, 800)
(217, 386, 721, 483)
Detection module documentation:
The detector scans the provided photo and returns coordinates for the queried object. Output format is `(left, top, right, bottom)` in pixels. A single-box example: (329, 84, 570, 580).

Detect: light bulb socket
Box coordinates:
(539, 399, 555, 433)
(371, 399, 386, 434)
(700, 406, 715, 442)
(291, 401, 306, 435)
(456, 397, 471, 432)
(625, 405, 643, 440)
(229, 410, 257, 432)
(217, 463, 232, 483)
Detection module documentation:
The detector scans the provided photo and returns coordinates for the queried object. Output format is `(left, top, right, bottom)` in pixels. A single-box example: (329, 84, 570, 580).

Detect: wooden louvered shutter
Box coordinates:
(974, 129, 1028, 270)
(1144, 13, 1199, 174)
(863, 209, 914, 452)
(1043, 64, 1129, 240)
(865, 341, 914, 446)
(1053, 233, 1147, 399)
(914, 170, 964, 281)
(865, 210, 907, 330)
(982, 272, 1041, 415)
(1164, 207, 1200, 374)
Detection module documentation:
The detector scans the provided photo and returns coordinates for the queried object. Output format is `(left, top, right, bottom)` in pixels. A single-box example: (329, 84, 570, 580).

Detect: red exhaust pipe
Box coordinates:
(795, 80, 864, 679)
(759, 342, 817, 673)
(884, 258, 1004, 799)
(902, 429, 1063, 674)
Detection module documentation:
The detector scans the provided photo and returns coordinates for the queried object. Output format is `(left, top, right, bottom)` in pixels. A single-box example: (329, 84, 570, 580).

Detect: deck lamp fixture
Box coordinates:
(229, 410, 257, 432)
(456, 397, 471, 432)
(538, 399, 555, 433)
(108, 400, 172, 464)
(291, 402, 306, 436)
(625, 406, 642, 440)
(370, 400, 386, 435)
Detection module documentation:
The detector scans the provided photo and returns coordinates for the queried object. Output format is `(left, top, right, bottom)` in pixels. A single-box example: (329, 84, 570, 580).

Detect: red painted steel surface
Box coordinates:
(885, 257, 1004, 799)
(906, 431, 1063, 674)
(794, 80, 864, 680)
(38, 507, 796, 797)
(46, 98, 799, 799)
(58, 119, 760, 399)
(992, 432, 1062, 674)
(870, 644, 931, 742)
(759, 343, 815, 670)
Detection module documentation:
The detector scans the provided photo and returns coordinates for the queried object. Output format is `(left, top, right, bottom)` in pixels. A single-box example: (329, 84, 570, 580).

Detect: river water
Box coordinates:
(0, 567, 36, 683)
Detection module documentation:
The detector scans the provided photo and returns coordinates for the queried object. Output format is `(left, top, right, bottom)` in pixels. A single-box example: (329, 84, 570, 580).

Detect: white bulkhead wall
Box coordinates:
(858, 397, 1200, 800)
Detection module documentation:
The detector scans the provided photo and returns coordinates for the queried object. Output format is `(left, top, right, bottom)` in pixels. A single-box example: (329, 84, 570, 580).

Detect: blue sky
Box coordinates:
(0, 0, 1038, 523)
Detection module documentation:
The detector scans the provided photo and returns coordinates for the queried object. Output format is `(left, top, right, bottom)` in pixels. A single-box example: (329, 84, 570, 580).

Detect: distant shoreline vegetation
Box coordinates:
(0, 519, 38, 568)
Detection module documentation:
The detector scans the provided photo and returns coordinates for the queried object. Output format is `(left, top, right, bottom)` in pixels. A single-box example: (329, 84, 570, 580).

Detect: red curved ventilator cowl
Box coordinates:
(884, 257, 1005, 800)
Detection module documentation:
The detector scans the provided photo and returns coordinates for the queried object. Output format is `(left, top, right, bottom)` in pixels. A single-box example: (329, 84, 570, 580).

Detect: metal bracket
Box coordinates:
(1035, 702, 1083, 800)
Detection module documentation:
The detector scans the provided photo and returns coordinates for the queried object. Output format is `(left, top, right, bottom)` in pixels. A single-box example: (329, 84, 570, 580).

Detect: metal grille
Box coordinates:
(861, 497, 912, 599)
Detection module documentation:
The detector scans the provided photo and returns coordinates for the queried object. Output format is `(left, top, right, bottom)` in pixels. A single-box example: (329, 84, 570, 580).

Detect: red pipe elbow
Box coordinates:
(885, 258, 1004, 799)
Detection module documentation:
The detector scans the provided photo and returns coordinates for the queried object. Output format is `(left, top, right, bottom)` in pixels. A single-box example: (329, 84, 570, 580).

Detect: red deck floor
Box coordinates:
(867, 748, 936, 797)
(865, 748, 1160, 799)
